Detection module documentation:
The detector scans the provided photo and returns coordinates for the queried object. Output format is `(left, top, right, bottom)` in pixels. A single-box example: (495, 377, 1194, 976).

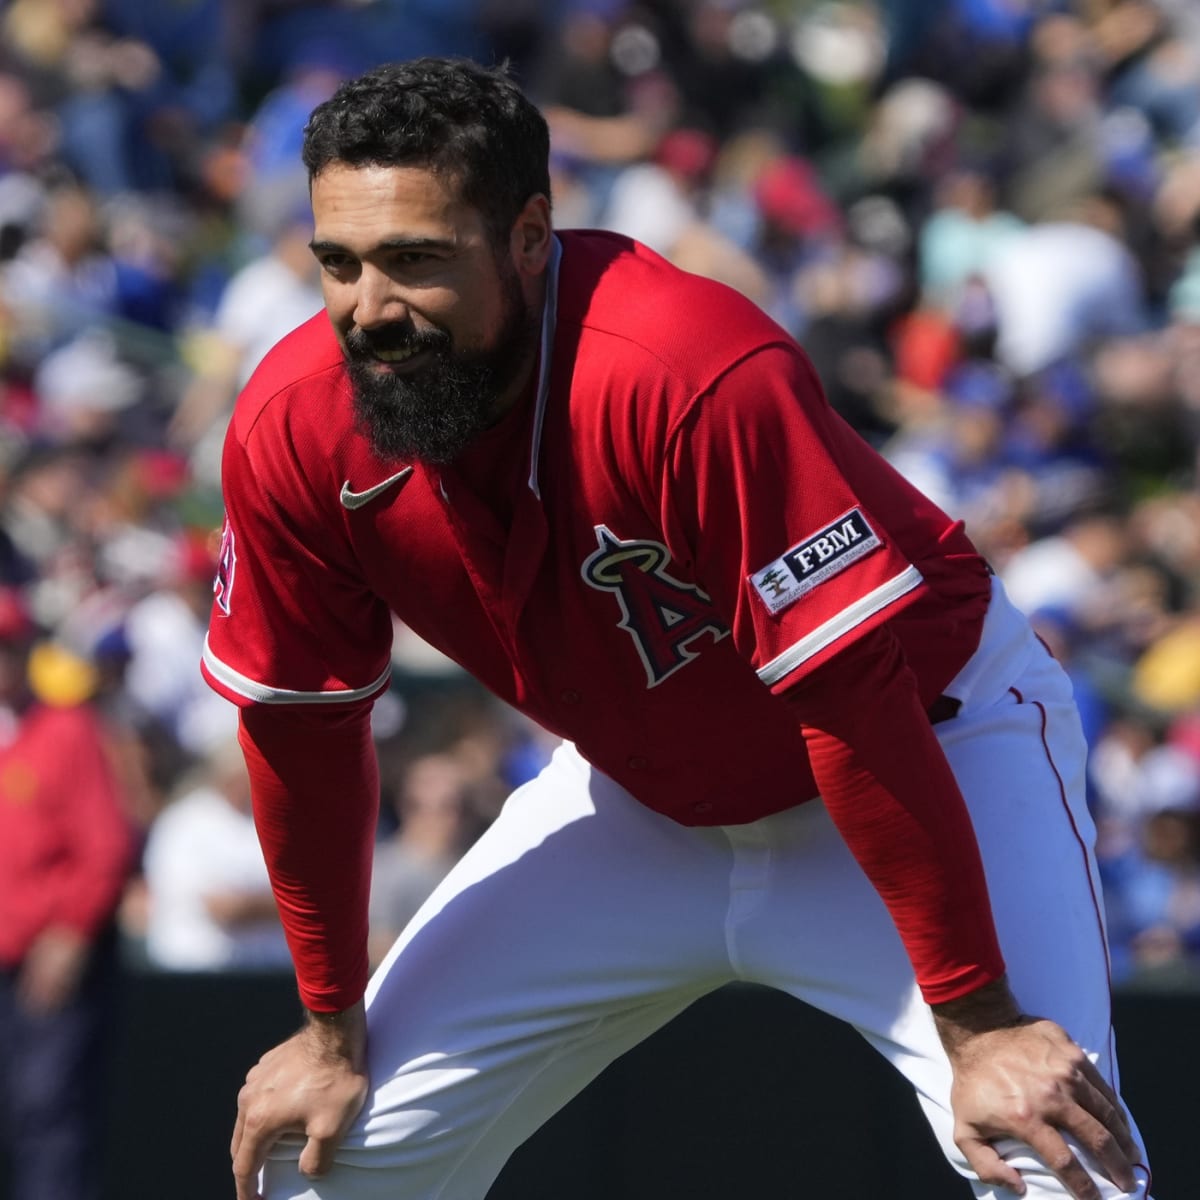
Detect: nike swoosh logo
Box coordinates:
(339, 466, 414, 510)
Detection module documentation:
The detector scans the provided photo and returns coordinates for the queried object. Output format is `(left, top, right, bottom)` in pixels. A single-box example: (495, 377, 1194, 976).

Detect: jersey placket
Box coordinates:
(437, 234, 561, 704)
(433, 469, 549, 706)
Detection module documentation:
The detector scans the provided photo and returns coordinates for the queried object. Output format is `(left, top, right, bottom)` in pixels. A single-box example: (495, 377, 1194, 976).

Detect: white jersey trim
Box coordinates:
(527, 236, 562, 501)
(755, 566, 924, 687)
(202, 635, 391, 705)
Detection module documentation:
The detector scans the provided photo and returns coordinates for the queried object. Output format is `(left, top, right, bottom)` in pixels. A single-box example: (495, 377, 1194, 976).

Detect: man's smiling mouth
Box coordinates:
(373, 346, 424, 363)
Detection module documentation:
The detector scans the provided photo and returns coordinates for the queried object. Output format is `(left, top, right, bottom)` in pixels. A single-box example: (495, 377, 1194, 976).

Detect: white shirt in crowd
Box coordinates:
(143, 783, 291, 971)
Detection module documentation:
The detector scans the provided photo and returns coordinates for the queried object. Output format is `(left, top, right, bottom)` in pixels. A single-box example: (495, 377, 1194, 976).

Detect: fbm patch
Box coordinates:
(751, 508, 880, 614)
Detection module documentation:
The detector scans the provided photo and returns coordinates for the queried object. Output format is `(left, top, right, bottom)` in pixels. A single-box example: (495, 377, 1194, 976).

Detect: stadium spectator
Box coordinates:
(368, 751, 475, 967)
(141, 736, 289, 971)
(170, 200, 323, 483)
(122, 530, 237, 758)
(0, 589, 136, 1200)
(0, 182, 119, 365)
(1099, 785, 1200, 982)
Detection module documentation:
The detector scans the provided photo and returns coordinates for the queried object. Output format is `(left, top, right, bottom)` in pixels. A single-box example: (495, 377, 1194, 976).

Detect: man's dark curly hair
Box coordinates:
(302, 57, 551, 248)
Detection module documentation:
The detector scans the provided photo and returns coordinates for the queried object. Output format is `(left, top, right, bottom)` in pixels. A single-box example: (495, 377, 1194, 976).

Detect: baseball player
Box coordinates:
(205, 58, 1152, 1200)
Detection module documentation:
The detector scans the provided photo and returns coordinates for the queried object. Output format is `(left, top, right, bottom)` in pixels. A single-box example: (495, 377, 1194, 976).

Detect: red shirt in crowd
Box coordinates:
(0, 701, 135, 967)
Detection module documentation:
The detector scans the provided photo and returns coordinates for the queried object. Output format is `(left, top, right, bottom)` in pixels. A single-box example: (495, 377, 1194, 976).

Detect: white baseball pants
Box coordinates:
(263, 580, 1153, 1199)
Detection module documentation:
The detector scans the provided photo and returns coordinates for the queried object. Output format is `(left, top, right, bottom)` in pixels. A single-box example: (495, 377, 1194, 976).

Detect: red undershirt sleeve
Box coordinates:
(782, 624, 1005, 1004)
(238, 700, 379, 1012)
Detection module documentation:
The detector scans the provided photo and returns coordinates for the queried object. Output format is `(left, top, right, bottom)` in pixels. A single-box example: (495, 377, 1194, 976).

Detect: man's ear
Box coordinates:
(510, 194, 553, 275)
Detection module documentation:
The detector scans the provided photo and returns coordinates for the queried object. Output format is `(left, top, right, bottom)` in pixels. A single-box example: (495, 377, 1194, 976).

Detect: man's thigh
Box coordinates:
(937, 655, 1151, 1196)
(264, 744, 734, 1200)
(738, 650, 1151, 1197)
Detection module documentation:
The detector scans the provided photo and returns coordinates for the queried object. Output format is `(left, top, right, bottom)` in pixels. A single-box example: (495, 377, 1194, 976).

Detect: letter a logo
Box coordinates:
(214, 518, 236, 615)
(581, 525, 729, 687)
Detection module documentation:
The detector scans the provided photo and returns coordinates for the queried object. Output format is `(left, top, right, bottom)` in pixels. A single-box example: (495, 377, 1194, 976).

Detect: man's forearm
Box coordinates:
(239, 703, 379, 1011)
(789, 628, 1005, 1003)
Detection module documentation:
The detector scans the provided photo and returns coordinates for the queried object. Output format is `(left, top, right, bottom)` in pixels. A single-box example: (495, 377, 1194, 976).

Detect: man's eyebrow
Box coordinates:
(309, 236, 457, 254)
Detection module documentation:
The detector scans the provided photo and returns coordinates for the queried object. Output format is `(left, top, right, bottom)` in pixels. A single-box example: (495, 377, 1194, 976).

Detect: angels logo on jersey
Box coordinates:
(214, 518, 236, 615)
(581, 525, 728, 687)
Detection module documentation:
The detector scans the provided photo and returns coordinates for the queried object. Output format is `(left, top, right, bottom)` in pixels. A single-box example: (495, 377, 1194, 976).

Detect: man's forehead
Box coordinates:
(312, 161, 461, 209)
(310, 162, 482, 244)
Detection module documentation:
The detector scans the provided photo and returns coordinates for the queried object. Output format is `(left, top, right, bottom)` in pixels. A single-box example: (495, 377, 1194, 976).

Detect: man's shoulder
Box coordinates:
(556, 229, 791, 385)
(229, 311, 348, 447)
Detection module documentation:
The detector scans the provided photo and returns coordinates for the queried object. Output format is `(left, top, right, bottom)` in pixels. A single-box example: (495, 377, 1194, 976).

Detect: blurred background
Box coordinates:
(0, 1, 1198, 1197)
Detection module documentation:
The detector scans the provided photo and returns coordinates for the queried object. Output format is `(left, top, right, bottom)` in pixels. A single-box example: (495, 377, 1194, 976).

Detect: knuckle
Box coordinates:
(1044, 1147, 1076, 1174)
(1007, 1099, 1036, 1128)
(1062, 1042, 1087, 1065)
(241, 1109, 268, 1136)
(1036, 1080, 1070, 1112)
(1064, 1062, 1089, 1090)
(973, 1161, 1017, 1190)
(307, 1118, 339, 1141)
(953, 1128, 981, 1153)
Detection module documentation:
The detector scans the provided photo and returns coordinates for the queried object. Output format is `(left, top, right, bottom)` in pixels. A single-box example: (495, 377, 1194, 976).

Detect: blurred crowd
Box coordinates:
(3, 0, 1200, 1010)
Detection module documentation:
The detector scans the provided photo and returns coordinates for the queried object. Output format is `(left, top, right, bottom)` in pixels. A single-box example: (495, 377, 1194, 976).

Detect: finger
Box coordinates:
(1022, 1124, 1100, 1200)
(1072, 1054, 1124, 1110)
(958, 1135, 1027, 1198)
(298, 1131, 339, 1179)
(232, 1123, 273, 1200)
(1051, 1097, 1138, 1194)
(233, 1163, 264, 1200)
(1043, 1033, 1139, 1166)
(1074, 1062, 1139, 1156)
(233, 1151, 265, 1200)
(230, 1106, 245, 1161)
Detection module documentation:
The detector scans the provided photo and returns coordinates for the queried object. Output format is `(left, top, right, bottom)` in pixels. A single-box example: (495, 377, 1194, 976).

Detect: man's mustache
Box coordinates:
(345, 326, 451, 359)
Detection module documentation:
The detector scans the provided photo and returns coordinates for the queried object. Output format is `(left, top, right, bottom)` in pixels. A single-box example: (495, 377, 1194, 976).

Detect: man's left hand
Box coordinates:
(943, 1014, 1141, 1200)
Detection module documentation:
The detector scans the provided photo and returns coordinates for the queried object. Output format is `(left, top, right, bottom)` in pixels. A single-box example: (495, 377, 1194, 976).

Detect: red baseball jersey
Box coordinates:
(206, 230, 1005, 1009)
(204, 231, 991, 827)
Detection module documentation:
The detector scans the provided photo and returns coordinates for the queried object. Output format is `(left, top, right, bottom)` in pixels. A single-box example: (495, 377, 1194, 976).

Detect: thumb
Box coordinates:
(298, 1133, 337, 1180)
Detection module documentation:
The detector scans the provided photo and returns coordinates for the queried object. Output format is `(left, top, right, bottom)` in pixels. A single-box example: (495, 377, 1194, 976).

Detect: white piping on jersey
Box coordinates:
(202, 635, 391, 705)
(755, 566, 924, 687)
(527, 236, 561, 500)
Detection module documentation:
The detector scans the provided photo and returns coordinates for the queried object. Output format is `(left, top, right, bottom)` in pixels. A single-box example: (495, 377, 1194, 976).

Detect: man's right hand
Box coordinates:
(231, 999, 369, 1200)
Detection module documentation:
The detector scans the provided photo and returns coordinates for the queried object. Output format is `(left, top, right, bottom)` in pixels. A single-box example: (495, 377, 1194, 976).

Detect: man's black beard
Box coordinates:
(345, 268, 538, 466)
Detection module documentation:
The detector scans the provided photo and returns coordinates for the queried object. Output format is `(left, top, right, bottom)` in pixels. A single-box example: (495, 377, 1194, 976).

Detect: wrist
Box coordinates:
(930, 976, 1024, 1055)
(303, 998, 367, 1066)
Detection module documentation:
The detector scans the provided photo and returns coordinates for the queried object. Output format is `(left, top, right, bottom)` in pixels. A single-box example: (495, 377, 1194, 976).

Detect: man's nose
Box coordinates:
(353, 266, 409, 329)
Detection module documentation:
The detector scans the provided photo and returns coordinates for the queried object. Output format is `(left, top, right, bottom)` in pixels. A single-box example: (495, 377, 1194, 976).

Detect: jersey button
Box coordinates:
(627, 755, 649, 770)
(691, 801, 714, 815)
(560, 689, 581, 705)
